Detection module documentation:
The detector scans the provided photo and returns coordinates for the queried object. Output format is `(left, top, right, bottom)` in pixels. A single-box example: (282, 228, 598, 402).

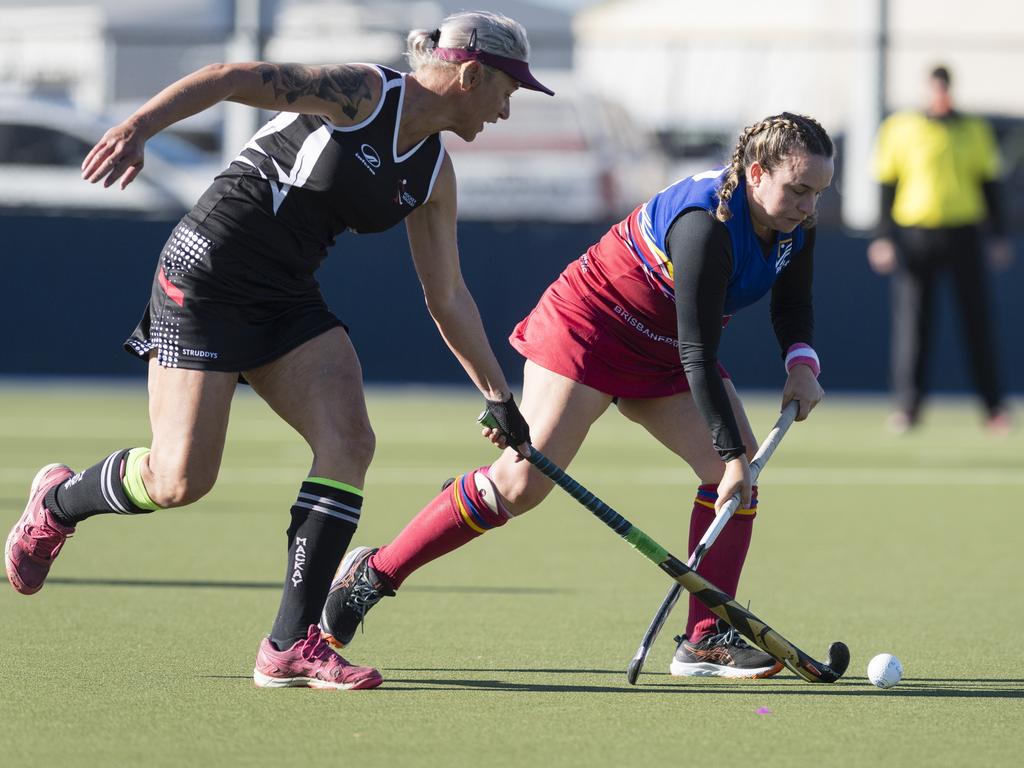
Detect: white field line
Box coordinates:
(1, 420, 1016, 461)
(0, 466, 1021, 486)
(0, 424, 648, 445)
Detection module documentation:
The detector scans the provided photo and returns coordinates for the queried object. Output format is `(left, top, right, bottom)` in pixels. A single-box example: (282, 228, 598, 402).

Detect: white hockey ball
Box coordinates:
(867, 653, 903, 688)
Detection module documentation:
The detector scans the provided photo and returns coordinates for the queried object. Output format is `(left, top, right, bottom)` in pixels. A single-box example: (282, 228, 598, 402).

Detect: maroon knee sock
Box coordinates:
(685, 483, 757, 643)
(370, 467, 509, 589)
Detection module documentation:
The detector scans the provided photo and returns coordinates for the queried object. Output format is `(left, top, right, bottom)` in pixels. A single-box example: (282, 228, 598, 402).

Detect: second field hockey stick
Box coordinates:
(625, 400, 799, 685)
(478, 407, 849, 684)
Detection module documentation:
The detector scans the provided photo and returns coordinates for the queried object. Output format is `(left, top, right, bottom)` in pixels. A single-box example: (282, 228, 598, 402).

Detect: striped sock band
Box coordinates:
(123, 448, 160, 511)
(695, 484, 718, 511)
(98, 449, 134, 514)
(294, 476, 363, 526)
(695, 483, 758, 515)
(49, 448, 151, 525)
(451, 469, 509, 534)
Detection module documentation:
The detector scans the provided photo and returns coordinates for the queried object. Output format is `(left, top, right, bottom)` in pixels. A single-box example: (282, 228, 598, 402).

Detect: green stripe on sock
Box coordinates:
(124, 447, 160, 511)
(306, 476, 363, 497)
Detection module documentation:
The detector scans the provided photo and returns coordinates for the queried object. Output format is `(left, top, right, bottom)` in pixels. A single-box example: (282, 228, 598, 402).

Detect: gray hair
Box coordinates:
(406, 11, 531, 71)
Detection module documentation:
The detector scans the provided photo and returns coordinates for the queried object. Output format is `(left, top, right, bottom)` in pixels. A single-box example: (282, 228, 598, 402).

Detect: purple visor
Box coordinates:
(435, 47, 554, 96)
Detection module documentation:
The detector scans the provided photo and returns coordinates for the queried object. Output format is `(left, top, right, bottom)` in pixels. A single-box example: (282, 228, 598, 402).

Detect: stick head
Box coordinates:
(826, 641, 851, 678)
(806, 641, 850, 682)
(792, 640, 850, 683)
(626, 658, 643, 685)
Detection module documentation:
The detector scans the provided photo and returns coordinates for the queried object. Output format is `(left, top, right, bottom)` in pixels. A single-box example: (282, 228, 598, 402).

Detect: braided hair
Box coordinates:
(715, 113, 833, 225)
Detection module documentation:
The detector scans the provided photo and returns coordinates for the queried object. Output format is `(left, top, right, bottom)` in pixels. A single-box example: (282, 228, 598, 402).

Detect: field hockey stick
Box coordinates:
(478, 407, 849, 684)
(625, 400, 799, 685)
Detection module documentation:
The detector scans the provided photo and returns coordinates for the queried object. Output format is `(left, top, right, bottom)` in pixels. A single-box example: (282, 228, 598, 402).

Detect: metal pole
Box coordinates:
(222, 0, 264, 166)
(840, 0, 889, 231)
(878, 0, 889, 119)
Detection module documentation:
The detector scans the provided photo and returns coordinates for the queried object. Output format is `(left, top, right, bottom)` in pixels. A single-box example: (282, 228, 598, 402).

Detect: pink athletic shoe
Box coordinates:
(5, 463, 75, 595)
(253, 625, 383, 690)
(986, 411, 1013, 437)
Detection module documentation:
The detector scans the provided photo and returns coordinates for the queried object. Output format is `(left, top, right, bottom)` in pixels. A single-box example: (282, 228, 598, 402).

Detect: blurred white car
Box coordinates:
(0, 96, 220, 217)
(443, 78, 670, 223)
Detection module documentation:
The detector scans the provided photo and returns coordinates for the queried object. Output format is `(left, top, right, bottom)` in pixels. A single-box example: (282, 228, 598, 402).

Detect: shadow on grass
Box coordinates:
(201, 669, 1024, 698)
(377, 672, 1024, 698)
(45, 577, 570, 595)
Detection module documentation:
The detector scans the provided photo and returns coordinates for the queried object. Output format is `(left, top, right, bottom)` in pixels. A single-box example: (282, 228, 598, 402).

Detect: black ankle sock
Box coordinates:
(269, 480, 363, 649)
(47, 450, 147, 526)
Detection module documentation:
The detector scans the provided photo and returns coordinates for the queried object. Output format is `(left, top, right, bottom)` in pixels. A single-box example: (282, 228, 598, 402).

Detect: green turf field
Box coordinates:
(1, 383, 1022, 767)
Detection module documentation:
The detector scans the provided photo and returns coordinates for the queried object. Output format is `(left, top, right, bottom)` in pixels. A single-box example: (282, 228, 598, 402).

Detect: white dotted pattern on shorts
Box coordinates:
(150, 224, 212, 369)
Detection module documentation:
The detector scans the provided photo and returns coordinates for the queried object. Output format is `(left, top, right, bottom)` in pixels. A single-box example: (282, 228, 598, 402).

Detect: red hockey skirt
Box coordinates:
(509, 249, 730, 400)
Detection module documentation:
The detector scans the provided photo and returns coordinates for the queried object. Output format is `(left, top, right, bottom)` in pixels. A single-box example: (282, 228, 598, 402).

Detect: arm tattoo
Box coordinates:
(257, 64, 373, 119)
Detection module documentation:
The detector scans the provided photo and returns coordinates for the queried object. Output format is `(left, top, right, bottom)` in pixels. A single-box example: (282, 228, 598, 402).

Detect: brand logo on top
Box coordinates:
(776, 238, 794, 273)
(355, 144, 381, 175)
(394, 178, 418, 207)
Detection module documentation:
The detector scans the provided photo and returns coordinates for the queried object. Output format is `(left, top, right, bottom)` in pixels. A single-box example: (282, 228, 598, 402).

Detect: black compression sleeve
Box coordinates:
(877, 184, 897, 239)
(667, 209, 746, 461)
(981, 181, 1007, 237)
(770, 227, 816, 355)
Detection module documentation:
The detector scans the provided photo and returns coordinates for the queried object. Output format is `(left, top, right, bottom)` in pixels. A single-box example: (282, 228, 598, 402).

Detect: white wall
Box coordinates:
(0, 7, 109, 109)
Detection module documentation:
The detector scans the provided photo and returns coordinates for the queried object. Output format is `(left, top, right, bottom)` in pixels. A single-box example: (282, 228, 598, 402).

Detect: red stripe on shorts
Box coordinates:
(158, 267, 185, 307)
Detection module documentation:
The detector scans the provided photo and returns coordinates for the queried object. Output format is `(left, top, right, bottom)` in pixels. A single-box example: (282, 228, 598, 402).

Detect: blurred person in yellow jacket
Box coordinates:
(868, 65, 1013, 434)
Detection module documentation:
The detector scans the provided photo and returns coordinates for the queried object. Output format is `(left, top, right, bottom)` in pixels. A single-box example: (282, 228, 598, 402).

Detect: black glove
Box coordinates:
(483, 395, 531, 447)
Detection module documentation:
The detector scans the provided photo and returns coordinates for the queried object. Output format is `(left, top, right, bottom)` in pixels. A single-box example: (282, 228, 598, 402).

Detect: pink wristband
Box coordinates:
(785, 343, 820, 378)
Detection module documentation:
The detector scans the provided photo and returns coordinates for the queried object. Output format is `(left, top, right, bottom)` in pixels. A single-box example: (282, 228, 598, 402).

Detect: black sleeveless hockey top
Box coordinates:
(186, 65, 446, 272)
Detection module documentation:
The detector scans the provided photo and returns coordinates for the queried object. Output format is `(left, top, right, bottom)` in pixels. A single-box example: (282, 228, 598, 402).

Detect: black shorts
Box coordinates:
(125, 220, 344, 372)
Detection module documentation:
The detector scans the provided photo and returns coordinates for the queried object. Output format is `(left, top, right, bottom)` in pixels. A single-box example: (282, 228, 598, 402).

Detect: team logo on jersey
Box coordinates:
(394, 178, 418, 207)
(355, 144, 381, 175)
(776, 238, 794, 273)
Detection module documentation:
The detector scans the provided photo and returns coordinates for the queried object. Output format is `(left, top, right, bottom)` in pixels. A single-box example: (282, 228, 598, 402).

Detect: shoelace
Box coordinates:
(346, 577, 386, 634)
(300, 632, 342, 665)
(717, 626, 750, 649)
(24, 520, 72, 559)
(348, 578, 386, 610)
(676, 625, 754, 650)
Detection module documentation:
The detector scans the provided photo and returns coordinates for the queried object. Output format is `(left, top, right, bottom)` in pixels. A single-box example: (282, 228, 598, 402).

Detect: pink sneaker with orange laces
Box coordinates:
(5, 463, 75, 595)
(253, 625, 383, 690)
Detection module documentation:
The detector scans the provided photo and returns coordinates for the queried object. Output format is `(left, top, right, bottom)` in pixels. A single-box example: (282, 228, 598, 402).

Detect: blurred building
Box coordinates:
(575, 0, 1024, 129)
(3, 0, 1022, 226)
(574, 0, 1024, 229)
(0, 0, 595, 220)
(1, 0, 242, 143)
(266, 1, 573, 68)
(0, 0, 572, 146)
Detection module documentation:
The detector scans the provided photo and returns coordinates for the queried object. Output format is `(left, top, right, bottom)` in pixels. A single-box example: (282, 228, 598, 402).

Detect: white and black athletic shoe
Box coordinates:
(319, 547, 394, 650)
(670, 619, 783, 679)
